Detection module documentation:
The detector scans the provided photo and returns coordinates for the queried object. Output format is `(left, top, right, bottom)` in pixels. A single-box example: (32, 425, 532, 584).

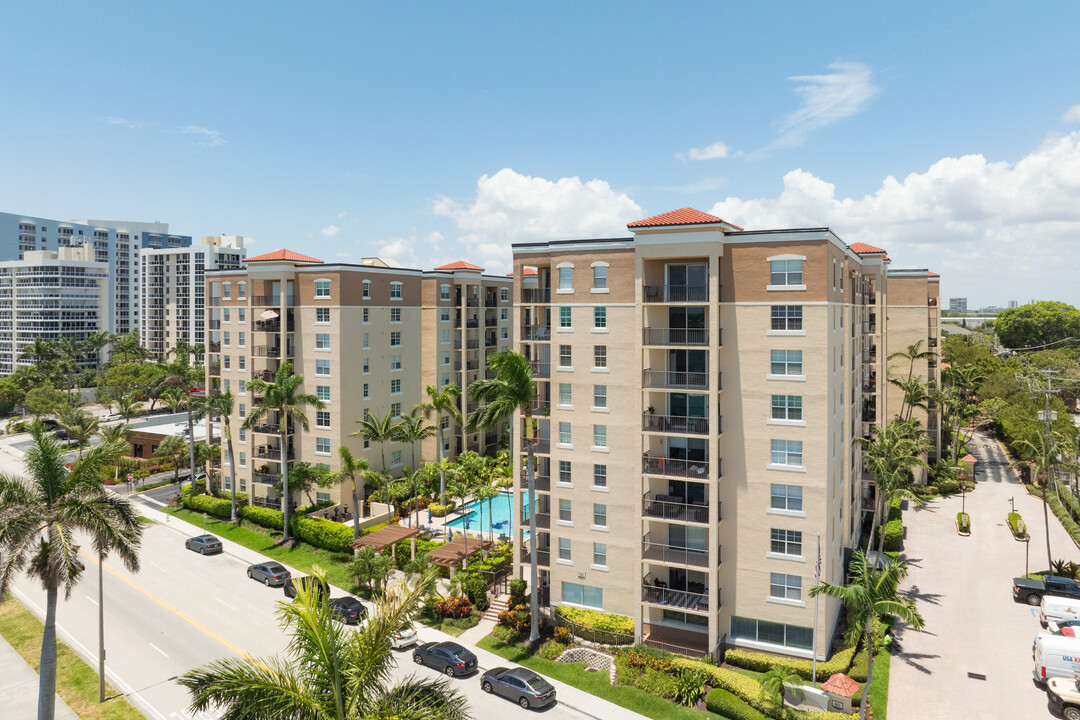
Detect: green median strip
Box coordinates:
(0, 597, 144, 720)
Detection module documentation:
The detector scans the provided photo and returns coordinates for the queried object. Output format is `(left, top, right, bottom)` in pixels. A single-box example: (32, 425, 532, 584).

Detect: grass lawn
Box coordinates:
(166, 508, 357, 591)
(0, 597, 144, 720)
(476, 634, 715, 720)
(868, 645, 891, 720)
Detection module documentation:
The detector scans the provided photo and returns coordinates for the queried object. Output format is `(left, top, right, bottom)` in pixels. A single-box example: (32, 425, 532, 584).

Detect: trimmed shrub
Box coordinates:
(937, 479, 960, 495)
(1008, 511, 1026, 538)
(887, 498, 903, 522)
(556, 606, 634, 644)
(509, 578, 527, 608)
(538, 640, 568, 660)
(290, 516, 355, 554)
(443, 610, 481, 630)
(705, 688, 769, 720)
(637, 668, 678, 699)
(957, 512, 971, 533)
(435, 595, 473, 619)
(428, 501, 456, 517)
(552, 626, 572, 644)
(618, 648, 673, 674)
(182, 491, 232, 519)
(492, 624, 521, 644)
(850, 643, 870, 682)
(724, 644, 857, 681)
(881, 519, 904, 551)
(465, 575, 489, 612)
(239, 504, 284, 530)
(294, 499, 335, 515)
(497, 604, 531, 633)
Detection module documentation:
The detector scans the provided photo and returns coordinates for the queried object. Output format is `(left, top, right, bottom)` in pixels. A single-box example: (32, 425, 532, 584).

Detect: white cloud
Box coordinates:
(433, 168, 642, 272)
(363, 231, 447, 270)
(337, 211, 347, 218)
(320, 225, 341, 237)
(676, 141, 731, 162)
(756, 61, 879, 154)
(709, 131, 1080, 305)
(1064, 104, 1080, 123)
(104, 117, 144, 129)
(183, 125, 225, 147)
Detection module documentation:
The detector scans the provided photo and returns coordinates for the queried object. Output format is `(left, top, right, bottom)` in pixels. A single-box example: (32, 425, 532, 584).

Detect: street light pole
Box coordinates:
(98, 549, 105, 702)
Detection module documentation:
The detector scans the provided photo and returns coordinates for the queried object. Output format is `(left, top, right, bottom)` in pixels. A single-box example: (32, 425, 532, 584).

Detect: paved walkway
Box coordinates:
(888, 430, 1077, 720)
(0, 635, 79, 720)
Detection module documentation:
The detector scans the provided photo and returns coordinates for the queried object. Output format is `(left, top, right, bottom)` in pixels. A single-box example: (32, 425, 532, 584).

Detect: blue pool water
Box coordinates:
(446, 491, 528, 538)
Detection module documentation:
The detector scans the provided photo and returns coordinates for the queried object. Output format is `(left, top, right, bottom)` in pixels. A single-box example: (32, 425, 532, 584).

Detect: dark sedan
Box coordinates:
(328, 597, 367, 625)
(283, 575, 330, 600)
(412, 641, 477, 677)
(184, 534, 223, 555)
(247, 562, 291, 587)
(481, 667, 557, 709)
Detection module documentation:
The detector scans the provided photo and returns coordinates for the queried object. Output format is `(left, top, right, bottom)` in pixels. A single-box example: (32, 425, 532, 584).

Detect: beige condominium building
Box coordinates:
(140, 235, 246, 361)
(205, 250, 510, 506)
(509, 207, 911, 661)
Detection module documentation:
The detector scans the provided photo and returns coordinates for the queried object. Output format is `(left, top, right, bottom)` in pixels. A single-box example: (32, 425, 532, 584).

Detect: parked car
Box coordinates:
(1032, 633, 1080, 684)
(412, 641, 477, 676)
(283, 575, 329, 600)
(1013, 575, 1080, 605)
(247, 562, 291, 587)
(1047, 676, 1080, 720)
(101, 413, 123, 422)
(480, 667, 557, 709)
(1049, 618, 1080, 634)
(1041, 596, 1080, 629)
(390, 622, 418, 649)
(184, 534, 223, 555)
(328, 597, 367, 625)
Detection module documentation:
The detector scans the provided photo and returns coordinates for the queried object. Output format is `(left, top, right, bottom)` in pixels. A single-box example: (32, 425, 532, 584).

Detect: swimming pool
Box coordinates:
(446, 491, 530, 539)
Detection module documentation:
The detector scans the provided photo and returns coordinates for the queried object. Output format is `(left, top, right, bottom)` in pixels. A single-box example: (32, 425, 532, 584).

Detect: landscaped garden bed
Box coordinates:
(957, 511, 971, 535)
(1008, 511, 1027, 540)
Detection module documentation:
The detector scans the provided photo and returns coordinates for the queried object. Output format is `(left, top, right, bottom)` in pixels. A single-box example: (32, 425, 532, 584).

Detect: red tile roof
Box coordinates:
(628, 207, 741, 230)
(244, 249, 324, 264)
(507, 268, 538, 277)
(849, 242, 887, 255)
(928, 271, 940, 277)
(434, 260, 485, 271)
(962, 454, 977, 463)
(822, 673, 861, 698)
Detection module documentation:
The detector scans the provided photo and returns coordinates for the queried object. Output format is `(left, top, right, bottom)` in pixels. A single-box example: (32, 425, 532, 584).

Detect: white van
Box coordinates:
(1041, 597, 1080, 628)
(1033, 634, 1080, 684)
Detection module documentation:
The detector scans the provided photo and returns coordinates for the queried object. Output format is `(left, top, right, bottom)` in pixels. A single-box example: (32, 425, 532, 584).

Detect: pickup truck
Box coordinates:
(1047, 676, 1080, 720)
(1013, 575, 1080, 605)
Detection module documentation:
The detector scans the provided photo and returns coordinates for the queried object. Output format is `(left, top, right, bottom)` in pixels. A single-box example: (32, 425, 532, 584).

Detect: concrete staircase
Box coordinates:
(483, 594, 509, 622)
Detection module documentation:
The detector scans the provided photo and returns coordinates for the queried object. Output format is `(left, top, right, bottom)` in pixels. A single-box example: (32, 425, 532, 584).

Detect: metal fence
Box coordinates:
(547, 610, 635, 646)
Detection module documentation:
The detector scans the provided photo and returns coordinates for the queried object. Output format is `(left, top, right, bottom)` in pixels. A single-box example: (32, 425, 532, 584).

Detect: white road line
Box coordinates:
(216, 598, 237, 611)
(85, 595, 98, 606)
(140, 496, 168, 507)
(148, 642, 169, 658)
(151, 561, 167, 572)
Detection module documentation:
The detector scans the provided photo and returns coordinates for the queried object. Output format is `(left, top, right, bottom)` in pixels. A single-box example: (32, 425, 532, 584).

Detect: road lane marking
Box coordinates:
(151, 562, 166, 572)
(78, 548, 247, 657)
(149, 642, 169, 658)
(140, 496, 168, 507)
(216, 598, 237, 611)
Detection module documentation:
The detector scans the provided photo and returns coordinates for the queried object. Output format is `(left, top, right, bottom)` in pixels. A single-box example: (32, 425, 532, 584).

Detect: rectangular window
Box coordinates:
(441, 329, 450, 344)
(362, 358, 370, 374)
(770, 529, 803, 556)
(238, 332, 246, 348)
(770, 439, 803, 466)
(770, 259, 803, 286)
(593, 464, 607, 487)
(390, 331, 401, 346)
(559, 422, 572, 445)
(238, 380, 246, 395)
(593, 542, 607, 566)
(224, 355, 231, 370)
(239, 428, 246, 443)
(441, 284, 450, 301)
(363, 308, 369, 323)
(316, 333, 330, 350)
(223, 331, 230, 347)
(441, 351, 450, 366)
(392, 449, 402, 465)
(558, 537, 571, 560)
(362, 280, 370, 299)
(560, 306, 572, 328)
(770, 350, 803, 376)
(771, 395, 803, 420)
(593, 345, 607, 368)
(315, 360, 330, 376)
(594, 306, 606, 328)
(238, 403, 246, 419)
(559, 499, 572, 522)
(730, 617, 813, 651)
(390, 379, 401, 394)
(559, 383, 572, 406)
(316, 307, 330, 323)
(559, 460, 572, 484)
(501, 287, 509, 302)
(223, 309, 230, 323)
(770, 573, 803, 601)
(559, 345, 572, 367)
(391, 355, 402, 370)
(771, 305, 803, 331)
(561, 582, 602, 609)
(440, 308, 450, 322)
(362, 333, 369, 349)
(363, 383, 370, 399)
(390, 281, 402, 299)
(593, 425, 607, 448)
(316, 411, 330, 428)
(391, 403, 402, 418)
(559, 266, 572, 290)
(315, 280, 330, 298)
(593, 385, 607, 408)
(501, 327, 509, 340)
(317, 385, 330, 402)
(316, 437, 330, 454)
(501, 308, 509, 321)
(593, 265, 607, 289)
(592, 503, 607, 527)
(390, 308, 401, 323)
(239, 451, 246, 468)
(770, 484, 804, 511)
(238, 356, 245, 370)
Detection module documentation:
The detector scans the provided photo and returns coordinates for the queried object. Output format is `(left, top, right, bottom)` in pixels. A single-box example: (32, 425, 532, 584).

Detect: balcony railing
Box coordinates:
(252, 295, 293, 306)
(518, 546, 550, 566)
(254, 345, 293, 358)
(531, 401, 551, 416)
(642, 328, 709, 346)
(251, 422, 294, 435)
(642, 413, 709, 435)
(863, 352, 877, 364)
(641, 582, 710, 612)
(643, 285, 709, 303)
(642, 534, 710, 567)
(253, 472, 282, 485)
(524, 437, 551, 454)
(643, 370, 709, 390)
(254, 319, 294, 333)
(255, 446, 294, 461)
(642, 490, 711, 523)
(529, 361, 550, 378)
(207, 363, 221, 376)
(530, 474, 550, 492)
(521, 325, 551, 342)
(251, 369, 275, 382)
(521, 288, 551, 304)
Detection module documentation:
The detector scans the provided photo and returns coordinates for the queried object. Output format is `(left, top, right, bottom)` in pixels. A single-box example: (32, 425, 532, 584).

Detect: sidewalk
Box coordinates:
(0, 635, 79, 720)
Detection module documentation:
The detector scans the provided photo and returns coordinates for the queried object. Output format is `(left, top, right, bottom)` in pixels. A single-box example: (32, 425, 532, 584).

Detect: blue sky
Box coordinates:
(2, 1, 1079, 305)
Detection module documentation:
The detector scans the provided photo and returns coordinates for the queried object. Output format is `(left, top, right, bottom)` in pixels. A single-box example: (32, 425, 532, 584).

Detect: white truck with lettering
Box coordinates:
(1033, 634, 1080, 684)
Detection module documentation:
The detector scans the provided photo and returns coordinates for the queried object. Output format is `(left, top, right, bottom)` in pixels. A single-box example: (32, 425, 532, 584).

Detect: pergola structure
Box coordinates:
(351, 525, 420, 560)
(428, 537, 492, 570)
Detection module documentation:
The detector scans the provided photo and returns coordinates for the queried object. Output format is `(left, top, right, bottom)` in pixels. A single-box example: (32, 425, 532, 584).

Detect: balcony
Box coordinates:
(252, 295, 293, 306)
(521, 288, 551, 304)
(207, 363, 221, 376)
(531, 401, 551, 416)
(254, 345, 293, 358)
(521, 325, 551, 342)
(255, 446, 295, 461)
(641, 581, 710, 612)
(518, 546, 550, 566)
(251, 422, 295, 435)
(642, 490, 711, 523)
(643, 285, 709, 303)
(251, 369, 275, 382)
(528, 361, 550, 378)
(642, 413, 709, 435)
(863, 351, 877, 364)
(523, 437, 551, 454)
(254, 319, 294, 333)
(643, 370, 709, 390)
(530, 474, 550, 492)
(485, 318, 498, 327)
(465, 297, 479, 307)
(928, 298, 938, 307)
(642, 328, 709, 346)
(642, 623, 711, 659)
(642, 534, 711, 568)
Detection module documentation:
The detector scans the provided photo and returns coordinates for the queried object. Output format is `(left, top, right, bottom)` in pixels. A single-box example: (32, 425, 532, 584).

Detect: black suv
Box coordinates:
(283, 575, 330, 600)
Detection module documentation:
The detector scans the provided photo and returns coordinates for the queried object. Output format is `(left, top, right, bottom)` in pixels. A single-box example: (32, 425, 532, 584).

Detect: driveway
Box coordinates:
(888, 430, 1079, 719)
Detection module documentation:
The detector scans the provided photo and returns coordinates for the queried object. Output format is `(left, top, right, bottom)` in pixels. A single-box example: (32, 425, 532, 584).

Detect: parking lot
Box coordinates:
(888, 431, 1079, 719)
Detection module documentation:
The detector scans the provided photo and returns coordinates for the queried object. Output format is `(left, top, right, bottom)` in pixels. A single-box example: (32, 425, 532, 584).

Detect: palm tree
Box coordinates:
(98, 423, 133, 487)
(466, 350, 539, 642)
(244, 361, 324, 542)
(810, 551, 924, 720)
(82, 331, 111, 375)
(0, 420, 142, 720)
(421, 383, 463, 505)
(762, 665, 805, 712)
(349, 546, 394, 596)
(334, 447, 368, 540)
(395, 407, 437, 525)
(154, 357, 205, 490)
(156, 435, 188, 484)
(60, 409, 99, 458)
(475, 479, 500, 548)
(110, 331, 146, 364)
(352, 409, 401, 476)
(20, 337, 57, 370)
(206, 392, 239, 520)
(179, 567, 468, 720)
(447, 475, 475, 570)
(888, 341, 935, 421)
(362, 469, 393, 526)
(1015, 428, 1063, 573)
(859, 420, 929, 553)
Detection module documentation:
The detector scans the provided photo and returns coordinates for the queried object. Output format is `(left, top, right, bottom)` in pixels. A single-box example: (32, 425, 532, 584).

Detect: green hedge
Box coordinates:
(428, 501, 455, 517)
(887, 498, 903, 522)
(957, 511, 971, 533)
(705, 688, 769, 720)
(182, 490, 233, 519)
(557, 606, 635, 635)
(724, 644, 857, 681)
(1008, 511, 1026, 538)
(881, 519, 904, 551)
(937, 479, 960, 495)
(239, 505, 284, 530)
(849, 643, 870, 682)
(290, 515, 355, 554)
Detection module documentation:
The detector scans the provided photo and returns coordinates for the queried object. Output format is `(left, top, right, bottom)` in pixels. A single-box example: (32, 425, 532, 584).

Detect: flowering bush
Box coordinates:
(497, 603, 531, 632)
(552, 626, 572, 644)
(435, 595, 473, 619)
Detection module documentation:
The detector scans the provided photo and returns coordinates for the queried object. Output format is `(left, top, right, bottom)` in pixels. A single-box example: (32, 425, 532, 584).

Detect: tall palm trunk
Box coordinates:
(526, 443, 538, 644)
(437, 420, 447, 505)
(39, 583, 59, 720)
(1043, 475, 1053, 572)
(282, 429, 291, 542)
(224, 419, 237, 522)
(185, 400, 201, 492)
(98, 550, 105, 702)
(350, 479, 361, 540)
